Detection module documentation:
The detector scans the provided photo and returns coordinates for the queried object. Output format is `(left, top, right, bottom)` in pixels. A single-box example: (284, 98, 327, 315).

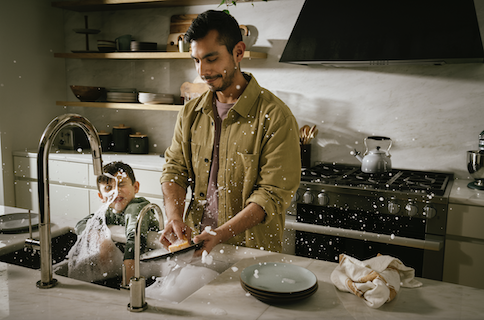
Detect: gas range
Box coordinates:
(294, 163, 454, 280)
(296, 163, 454, 234)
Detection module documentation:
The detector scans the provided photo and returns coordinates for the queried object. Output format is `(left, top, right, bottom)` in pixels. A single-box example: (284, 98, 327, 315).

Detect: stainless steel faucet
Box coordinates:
(31, 114, 103, 289)
(128, 203, 164, 312)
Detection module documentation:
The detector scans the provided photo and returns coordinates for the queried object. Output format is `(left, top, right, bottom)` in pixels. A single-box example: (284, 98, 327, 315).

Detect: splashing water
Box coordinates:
(67, 173, 123, 282)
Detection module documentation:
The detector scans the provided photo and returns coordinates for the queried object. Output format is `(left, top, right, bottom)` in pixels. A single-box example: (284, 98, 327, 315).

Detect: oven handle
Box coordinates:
(285, 221, 444, 251)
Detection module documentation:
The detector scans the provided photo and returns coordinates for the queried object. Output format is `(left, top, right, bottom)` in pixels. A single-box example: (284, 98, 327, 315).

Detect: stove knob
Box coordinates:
(388, 199, 401, 214)
(302, 191, 314, 204)
(317, 192, 329, 206)
(423, 204, 437, 219)
(405, 201, 418, 217)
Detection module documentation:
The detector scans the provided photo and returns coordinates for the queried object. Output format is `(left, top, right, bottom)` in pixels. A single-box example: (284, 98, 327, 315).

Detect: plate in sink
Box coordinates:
(0, 212, 39, 233)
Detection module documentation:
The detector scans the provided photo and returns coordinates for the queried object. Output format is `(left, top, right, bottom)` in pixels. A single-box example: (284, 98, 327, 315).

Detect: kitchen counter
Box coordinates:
(449, 178, 484, 207)
(13, 149, 166, 172)
(14, 150, 483, 206)
(1, 206, 484, 319)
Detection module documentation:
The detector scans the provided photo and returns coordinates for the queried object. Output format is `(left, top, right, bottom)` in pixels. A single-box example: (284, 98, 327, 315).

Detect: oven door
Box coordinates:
(294, 204, 445, 281)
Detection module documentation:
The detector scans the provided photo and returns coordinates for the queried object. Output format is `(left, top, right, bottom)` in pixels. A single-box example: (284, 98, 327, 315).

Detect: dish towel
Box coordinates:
(331, 253, 422, 308)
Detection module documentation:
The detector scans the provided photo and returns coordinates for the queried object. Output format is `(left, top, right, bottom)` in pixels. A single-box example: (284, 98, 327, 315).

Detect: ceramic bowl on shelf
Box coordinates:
(70, 85, 106, 102)
(138, 92, 174, 104)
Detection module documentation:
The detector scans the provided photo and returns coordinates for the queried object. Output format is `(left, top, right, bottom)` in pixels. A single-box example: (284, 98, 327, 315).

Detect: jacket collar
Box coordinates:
(195, 73, 261, 119)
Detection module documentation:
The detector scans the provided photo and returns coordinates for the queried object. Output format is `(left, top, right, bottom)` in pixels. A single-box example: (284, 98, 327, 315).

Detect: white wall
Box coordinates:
(0, 0, 66, 206)
(52, 0, 484, 179)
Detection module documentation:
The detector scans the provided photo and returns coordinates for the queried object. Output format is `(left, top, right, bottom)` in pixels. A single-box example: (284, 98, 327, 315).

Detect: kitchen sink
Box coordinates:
(0, 229, 232, 293)
(0, 230, 77, 269)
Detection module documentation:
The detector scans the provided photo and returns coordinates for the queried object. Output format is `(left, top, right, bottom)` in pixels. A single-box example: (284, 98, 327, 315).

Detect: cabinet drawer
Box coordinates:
(88, 165, 163, 196)
(134, 169, 163, 196)
(443, 239, 484, 289)
(49, 160, 89, 186)
(14, 180, 39, 212)
(447, 204, 484, 240)
(14, 156, 37, 179)
(14, 156, 90, 186)
(50, 184, 89, 221)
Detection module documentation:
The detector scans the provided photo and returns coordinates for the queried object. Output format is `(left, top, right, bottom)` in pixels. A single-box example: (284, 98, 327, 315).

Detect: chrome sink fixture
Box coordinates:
(26, 114, 103, 289)
(128, 203, 164, 312)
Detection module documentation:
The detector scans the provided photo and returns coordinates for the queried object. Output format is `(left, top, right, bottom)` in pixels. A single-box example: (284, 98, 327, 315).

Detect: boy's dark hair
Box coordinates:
(97, 161, 136, 191)
(185, 10, 242, 55)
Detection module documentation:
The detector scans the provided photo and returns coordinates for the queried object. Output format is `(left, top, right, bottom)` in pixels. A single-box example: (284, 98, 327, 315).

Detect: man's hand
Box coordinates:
(193, 227, 223, 256)
(160, 181, 190, 249)
(159, 219, 191, 249)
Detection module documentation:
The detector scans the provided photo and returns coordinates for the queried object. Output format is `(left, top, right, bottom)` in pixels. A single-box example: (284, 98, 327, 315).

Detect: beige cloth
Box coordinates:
(331, 253, 422, 308)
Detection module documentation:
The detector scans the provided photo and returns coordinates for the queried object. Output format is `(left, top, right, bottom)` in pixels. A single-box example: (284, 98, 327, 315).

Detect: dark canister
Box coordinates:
(98, 130, 112, 152)
(112, 124, 131, 152)
(129, 132, 149, 154)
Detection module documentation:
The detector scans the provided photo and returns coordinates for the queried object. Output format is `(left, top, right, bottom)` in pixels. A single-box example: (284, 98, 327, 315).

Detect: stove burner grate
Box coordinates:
(301, 163, 452, 196)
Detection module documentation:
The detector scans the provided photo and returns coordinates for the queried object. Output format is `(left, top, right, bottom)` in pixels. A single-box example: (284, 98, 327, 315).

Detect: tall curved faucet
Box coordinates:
(128, 203, 164, 312)
(35, 114, 103, 288)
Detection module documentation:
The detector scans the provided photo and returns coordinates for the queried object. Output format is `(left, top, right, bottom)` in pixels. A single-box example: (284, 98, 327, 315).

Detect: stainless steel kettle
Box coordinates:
(351, 136, 392, 173)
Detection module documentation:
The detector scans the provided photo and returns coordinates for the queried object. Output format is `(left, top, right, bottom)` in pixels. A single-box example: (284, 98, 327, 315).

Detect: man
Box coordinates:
(159, 10, 300, 255)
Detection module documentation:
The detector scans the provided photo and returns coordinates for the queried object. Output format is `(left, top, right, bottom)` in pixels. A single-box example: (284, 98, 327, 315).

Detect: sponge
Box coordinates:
(168, 238, 190, 253)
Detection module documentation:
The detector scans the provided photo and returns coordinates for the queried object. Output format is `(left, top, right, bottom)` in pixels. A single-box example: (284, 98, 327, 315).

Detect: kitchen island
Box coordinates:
(1, 206, 483, 320)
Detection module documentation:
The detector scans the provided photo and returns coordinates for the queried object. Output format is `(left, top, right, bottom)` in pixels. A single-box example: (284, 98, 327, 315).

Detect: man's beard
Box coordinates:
(205, 65, 237, 93)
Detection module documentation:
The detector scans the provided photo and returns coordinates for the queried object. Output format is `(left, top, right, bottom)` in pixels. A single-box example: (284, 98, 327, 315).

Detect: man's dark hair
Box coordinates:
(185, 10, 242, 54)
(97, 161, 136, 191)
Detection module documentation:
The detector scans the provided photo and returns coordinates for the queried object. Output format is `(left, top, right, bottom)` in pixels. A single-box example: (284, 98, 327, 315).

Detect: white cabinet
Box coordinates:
(50, 184, 90, 221)
(14, 180, 39, 212)
(443, 203, 484, 289)
(13, 154, 168, 223)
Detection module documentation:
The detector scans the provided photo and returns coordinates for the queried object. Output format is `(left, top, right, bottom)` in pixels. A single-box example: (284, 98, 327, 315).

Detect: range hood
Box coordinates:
(280, 0, 484, 66)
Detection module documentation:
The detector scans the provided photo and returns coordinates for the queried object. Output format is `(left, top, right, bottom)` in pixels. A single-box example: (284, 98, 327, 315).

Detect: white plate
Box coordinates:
(240, 262, 317, 294)
(0, 212, 39, 233)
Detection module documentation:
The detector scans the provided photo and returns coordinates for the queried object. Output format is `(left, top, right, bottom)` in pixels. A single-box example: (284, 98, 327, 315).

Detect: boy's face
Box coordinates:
(98, 173, 139, 213)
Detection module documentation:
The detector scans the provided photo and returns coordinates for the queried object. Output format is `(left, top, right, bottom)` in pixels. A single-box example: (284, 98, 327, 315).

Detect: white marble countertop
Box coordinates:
(13, 149, 166, 172)
(449, 178, 484, 207)
(1, 205, 484, 319)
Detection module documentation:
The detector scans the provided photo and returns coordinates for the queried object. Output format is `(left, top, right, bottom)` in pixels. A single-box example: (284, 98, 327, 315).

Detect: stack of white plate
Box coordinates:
(138, 92, 174, 104)
(240, 262, 318, 304)
(106, 88, 138, 102)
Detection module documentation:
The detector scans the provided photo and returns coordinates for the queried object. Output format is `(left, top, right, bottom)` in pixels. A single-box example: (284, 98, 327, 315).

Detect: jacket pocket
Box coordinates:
(238, 153, 260, 202)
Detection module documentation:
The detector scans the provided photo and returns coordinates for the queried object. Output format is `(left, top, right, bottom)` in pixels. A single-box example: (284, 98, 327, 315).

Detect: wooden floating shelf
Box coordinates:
(57, 101, 183, 111)
(54, 51, 267, 60)
(52, 0, 265, 11)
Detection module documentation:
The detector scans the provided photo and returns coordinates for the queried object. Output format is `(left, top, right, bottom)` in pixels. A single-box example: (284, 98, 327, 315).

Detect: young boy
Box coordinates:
(75, 161, 159, 282)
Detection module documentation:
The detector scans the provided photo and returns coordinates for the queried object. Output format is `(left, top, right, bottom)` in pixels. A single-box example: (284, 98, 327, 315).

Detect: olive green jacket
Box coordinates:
(75, 197, 159, 260)
(161, 74, 301, 252)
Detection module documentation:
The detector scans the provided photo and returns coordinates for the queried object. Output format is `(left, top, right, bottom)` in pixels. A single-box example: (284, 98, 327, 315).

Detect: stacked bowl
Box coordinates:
(97, 40, 116, 52)
(138, 92, 174, 104)
(240, 262, 318, 304)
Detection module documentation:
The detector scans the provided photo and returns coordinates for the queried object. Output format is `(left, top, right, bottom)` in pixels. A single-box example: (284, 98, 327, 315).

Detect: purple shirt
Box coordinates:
(201, 97, 233, 230)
